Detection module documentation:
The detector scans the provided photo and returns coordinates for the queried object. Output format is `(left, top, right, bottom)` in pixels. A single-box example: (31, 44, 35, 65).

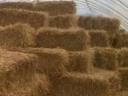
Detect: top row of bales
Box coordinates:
(0, 1, 76, 16)
(0, 8, 120, 32)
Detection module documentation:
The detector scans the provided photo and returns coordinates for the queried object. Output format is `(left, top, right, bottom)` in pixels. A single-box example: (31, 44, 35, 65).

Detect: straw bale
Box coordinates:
(118, 68, 128, 90)
(48, 15, 77, 29)
(0, 8, 48, 28)
(118, 48, 128, 67)
(93, 47, 118, 70)
(0, 73, 50, 96)
(36, 28, 90, 51)
(35, 1, 76, 16)
(0, 49, 37, 87)
(77, 16, 120, 36)
(50, 72, 118, 96)
(8, 48, 69, 79)
(67, 50, 93, 73)
(113, 32, 128, 48)
(88, 30, 110, 47)
(0, 23, 35, 49)
(93, 69, 121, 93)
(0, 2, 33, 10)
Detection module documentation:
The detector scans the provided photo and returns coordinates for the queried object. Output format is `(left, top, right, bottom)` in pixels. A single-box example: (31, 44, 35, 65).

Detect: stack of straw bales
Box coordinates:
(88, 30, 110, 47)
(0, 8, 48, 28)
(93, 70, 121, 94)
(0, 1, 124, 96)
(48, 15, 77, 29)
(36, 28, 90, 51)
(93, 47, 118, 70)
(77, 16, 120, 35)
(0, 1, 76, 16)
(0, 23, 35, 49)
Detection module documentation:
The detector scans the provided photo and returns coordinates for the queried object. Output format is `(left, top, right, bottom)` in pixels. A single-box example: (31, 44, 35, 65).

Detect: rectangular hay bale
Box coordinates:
(36, 28, 90, 51)
(93, 47, 118, 70)
(9, 48, 69, 79)
(113, 32, 128, 48)
(0, 23, 36, 49)
(0, 8, 48, 28)
(0, 49, 37, 87)
(50, 72, 118, 96)
(118, 68, 128, 90)
(77, 16, 120, 36)
(118, 48, 128, 67)
(0, 73, 50, 96)
(48, 15, 77, 29)
(36, 1, 76, 16)
(67, 50, 93, 73)
(88, 30, 110, 47)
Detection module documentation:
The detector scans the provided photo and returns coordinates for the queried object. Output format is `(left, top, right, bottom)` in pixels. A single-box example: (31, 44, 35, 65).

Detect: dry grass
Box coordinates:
(50, 72, 118, 96)
(118, 68, 128, 90)
(88, 30, 110, 47)
(48, 15, 77, 29)
(118, 48, 128, 67)
(0, 1, 76, 16)
(67, 50, 93, 73)
(0, 8, 48, 28)
(0, 23, 35, 49)
(36, 28, 90, 51)
(113, 32, 128, 48)
(93, 47, 118, 70)
(77, 16, 120, 36)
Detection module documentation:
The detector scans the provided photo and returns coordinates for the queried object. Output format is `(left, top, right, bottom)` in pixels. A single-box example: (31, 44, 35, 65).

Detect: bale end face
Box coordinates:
(114, 32, 128, 48)
(36, 28, 90, 51)
(67, 49, 94, 73)
(0, 49, 38, 86)
(88, 30, 110, 47)
(118, 68, 128, 90)
(93, 47, 118, 70)
(0, 23, 36, 49)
